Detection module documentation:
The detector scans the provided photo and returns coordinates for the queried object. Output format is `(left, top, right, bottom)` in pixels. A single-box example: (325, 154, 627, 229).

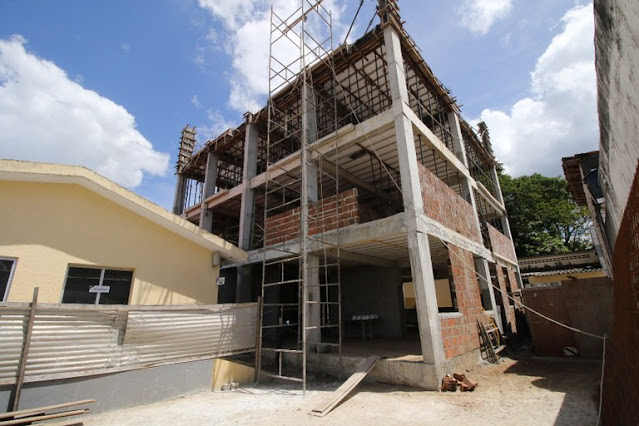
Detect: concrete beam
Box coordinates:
(326, 248, 399, 268)
(404, 105, 471, 183)
(415, 213, 493, 261)
(250, 110, 396, 189)
(242, 213, 408, 265)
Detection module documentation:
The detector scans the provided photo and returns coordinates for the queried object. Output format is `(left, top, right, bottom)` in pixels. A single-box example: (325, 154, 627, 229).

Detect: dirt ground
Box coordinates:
(85, 355, 601, 425)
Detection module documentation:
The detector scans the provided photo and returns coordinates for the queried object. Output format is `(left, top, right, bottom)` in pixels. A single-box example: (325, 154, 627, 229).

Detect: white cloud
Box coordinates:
(198, 0, 347, 113)
(197, 110, 238, 142)
(460, 0, 513, 35)
(121, 42, 131, 54)
(478, 3, 597, 177)
(0, 35, 169, 187)
(191, 94, 201, 108)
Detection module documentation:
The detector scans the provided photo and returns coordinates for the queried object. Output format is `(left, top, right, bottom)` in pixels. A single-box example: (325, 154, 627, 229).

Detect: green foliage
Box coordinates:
(500, 173, 592, 257)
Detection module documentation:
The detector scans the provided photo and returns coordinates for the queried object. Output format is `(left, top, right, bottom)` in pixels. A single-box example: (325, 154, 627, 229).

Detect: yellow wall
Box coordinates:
(0, 181, 219, 305)
(402, 280, 454, 309)
(211, 359, 255, 391)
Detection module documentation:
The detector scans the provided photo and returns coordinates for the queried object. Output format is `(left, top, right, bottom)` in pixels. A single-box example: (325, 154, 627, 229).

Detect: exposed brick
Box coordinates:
(417, 163, 481, 243)
(439, 245, 491, 359)
(487, 223, 517, 263)
(264, 189, 360, 245)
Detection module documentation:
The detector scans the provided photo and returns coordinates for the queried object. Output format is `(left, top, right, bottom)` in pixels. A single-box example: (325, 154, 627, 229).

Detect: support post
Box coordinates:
(199, 150, 219, 230)
(11, 287, 38, 411)
(302, 81, 321, 346)
(237, 115, 259, 303)
(172, 175, 187, 215)
(384, 25, 445, 370)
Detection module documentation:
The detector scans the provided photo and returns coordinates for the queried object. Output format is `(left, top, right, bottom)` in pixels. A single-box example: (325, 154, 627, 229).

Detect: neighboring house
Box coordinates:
(0, 159, 247, 306)
(519, 250, 612, 359)
(562, 0, 639, 422)
(519, 250, 606, 288)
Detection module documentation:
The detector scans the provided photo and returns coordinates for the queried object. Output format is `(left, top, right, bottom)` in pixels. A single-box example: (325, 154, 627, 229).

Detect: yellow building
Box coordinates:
(0, 160, 247, 305)
(519, 250, 606, 288)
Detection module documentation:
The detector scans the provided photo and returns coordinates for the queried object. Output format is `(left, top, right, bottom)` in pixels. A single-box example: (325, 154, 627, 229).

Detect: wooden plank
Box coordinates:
(0, 400, 95, 420)
(0, 409, 90, 426)
(11, 287, 38, 411)
(311, 356, 379, 417)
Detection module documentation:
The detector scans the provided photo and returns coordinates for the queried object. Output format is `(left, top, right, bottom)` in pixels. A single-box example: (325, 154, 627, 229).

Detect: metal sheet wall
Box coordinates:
(0, 303, 257, 385)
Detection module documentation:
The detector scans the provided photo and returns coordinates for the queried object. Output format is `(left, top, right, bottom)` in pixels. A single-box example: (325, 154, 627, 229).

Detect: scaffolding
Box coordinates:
(256, 0, 342, 393)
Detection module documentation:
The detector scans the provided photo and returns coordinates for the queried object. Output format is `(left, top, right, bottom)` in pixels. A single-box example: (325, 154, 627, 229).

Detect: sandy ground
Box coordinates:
(85, 355, 601, 426)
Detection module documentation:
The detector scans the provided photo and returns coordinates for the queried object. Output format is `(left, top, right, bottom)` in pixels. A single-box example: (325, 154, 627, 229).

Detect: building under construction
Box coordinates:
(172, 0, 521, 390)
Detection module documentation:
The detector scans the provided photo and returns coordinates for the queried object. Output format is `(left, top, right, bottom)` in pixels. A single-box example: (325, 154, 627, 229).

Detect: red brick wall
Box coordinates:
(495, 266, 518, 333)
(506, 267, 523, 307)
(440, 245, 493, 359)
(417, 163, 481, 244)
(264, 189, 360, 245)
(602, 162, 639, 425)
(487, 223, 517, 263)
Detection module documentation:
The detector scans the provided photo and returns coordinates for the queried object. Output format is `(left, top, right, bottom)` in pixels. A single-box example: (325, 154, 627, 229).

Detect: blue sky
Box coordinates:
(0, 0, 597, 210)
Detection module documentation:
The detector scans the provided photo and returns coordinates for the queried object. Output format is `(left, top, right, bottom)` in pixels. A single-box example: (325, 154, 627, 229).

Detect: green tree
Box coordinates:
(500, 173, 592, 257)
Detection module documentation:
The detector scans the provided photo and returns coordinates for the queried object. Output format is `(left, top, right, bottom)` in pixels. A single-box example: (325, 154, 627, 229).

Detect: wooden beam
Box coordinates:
(0, 400, 96, 421)
(11, 287, 38, 411)
(311, 356, 379, 417)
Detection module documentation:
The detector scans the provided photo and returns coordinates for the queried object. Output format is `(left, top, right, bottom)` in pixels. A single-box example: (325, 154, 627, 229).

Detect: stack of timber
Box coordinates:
(0, 399, 95, 425)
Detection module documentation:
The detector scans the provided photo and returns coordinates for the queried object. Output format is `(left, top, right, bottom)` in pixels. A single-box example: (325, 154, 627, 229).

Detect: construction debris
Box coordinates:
(0, 399, 95, 426)
(441, 375, 458, 392)
(453, 373, 477, 392)
(441, 373, 478, 392)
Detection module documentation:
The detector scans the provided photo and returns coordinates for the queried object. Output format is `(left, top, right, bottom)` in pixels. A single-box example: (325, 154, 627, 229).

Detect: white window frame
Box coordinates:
(61, 265, 134, 305)
(0, 257, 18, 302)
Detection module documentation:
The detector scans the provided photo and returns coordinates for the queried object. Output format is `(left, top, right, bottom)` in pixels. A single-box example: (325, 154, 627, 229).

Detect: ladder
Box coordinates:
(257, 0, 342, 393)
(477, 320, 505, 363)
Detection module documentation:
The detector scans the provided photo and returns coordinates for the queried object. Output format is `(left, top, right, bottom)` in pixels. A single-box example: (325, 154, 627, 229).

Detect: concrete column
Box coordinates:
(301, 80, 321, 345)
(199, 150, 218, 231)
(237, 116, 259, 303)
(448, 112, 482, 238)
(384, 25, 445, 368)
(172, 174, 187, 215)
(239, 119, 259, 250)
(447, 111, 468, 166)
(474, 258, 503, 333)
(407, 233, 446, 367)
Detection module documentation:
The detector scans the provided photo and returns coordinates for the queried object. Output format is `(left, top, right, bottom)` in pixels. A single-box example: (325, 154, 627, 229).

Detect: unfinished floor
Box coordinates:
(86, 355, 601, 425)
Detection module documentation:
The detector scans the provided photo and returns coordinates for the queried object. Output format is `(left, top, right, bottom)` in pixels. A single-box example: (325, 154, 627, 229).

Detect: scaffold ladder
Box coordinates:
(257, 0, 342, 393)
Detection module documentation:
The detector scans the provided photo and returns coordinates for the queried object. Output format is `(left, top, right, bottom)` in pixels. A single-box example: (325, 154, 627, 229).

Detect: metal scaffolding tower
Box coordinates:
(257, 0, 342, 393)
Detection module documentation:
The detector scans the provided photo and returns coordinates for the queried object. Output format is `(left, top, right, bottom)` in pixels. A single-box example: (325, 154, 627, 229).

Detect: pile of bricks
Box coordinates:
(441, 373, 478, 392)
(264, 189, 360, 245)
(417, 163, 482, 244)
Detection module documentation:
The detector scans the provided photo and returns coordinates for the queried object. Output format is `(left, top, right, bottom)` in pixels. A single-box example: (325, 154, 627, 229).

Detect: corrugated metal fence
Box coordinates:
(0, 303, 257, 385)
